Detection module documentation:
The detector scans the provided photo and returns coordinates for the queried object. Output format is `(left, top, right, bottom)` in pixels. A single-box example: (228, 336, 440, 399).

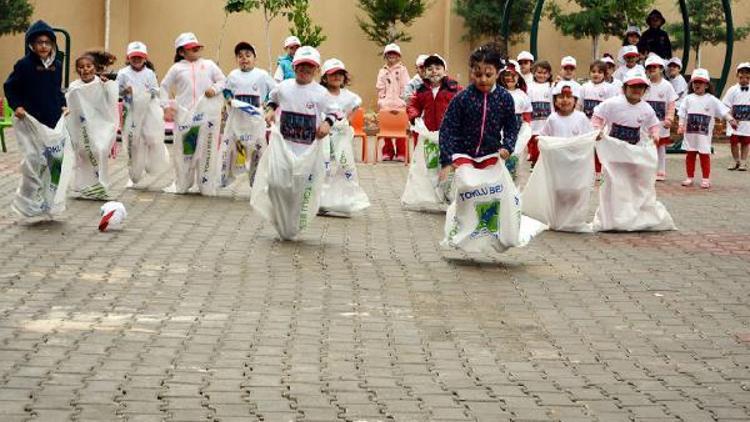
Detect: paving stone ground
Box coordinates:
(0, 130, 748, 422)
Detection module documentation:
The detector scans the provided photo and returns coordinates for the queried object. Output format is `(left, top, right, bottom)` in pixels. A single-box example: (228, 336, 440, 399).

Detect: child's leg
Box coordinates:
(594, 152, 602, 174)
(741, 138, 750, 166)
(699, 153, 711, 179)
(382, 138, 395, 160)
(730, 136, 741, 165)
(395, 137, 407, 160)
(657, 145, 667, 174)
(685, 150, 697, 178)
(527, 135, 539, 165)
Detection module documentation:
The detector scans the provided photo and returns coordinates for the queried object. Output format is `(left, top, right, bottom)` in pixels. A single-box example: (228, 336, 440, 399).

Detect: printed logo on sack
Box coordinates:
(424, 139, 440, 170)
(458, 184, 503, 202)
(471, 201, 500, 239)
(183, 126, 200, 156)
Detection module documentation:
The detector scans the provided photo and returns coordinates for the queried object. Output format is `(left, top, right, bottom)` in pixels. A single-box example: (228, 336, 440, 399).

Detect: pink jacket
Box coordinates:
(376, 63, 410, 111)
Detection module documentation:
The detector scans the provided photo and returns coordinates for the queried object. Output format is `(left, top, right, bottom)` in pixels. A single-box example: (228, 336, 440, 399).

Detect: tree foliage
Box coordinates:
(356, 0, 428, 47)
(0, 0, 34, 37)
(454, 0, 534, 46)
(285, 0, 326, 47)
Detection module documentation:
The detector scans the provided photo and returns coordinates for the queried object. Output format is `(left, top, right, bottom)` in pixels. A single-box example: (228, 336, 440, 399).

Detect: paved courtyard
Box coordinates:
(0, 131, 749, 422)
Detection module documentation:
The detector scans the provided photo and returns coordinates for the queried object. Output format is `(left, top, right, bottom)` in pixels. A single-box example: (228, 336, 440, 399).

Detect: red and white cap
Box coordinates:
(600, 56, 616, 65)
(99, 201, 127, 232)
(737, 62, 750, 72)
(667, 57, 683, 69)
(623, 68, 650, 86)
(284, 35, 301, 48)
(622, 45, 640, 58)
(383, 43, 401, 56)
(415, 54, 429, 67)
(126, 41, 148, 58)
(552, 80, 581, 98)
(517, 51, 534, 62)
(624, 25, 641, 36)
(423, 53, 447, 70)
(174, 32, 203, 50)
(644, 54, 665, 68)
(322, 58, 346, 75)
(690, 68, 711, 83)
(292, 46, 321, 67)
(503, 59, 520, 74)
(561, 56, 577, 68)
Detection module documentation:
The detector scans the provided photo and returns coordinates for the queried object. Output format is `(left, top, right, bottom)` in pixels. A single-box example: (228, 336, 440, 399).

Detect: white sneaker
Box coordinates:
(681, 178, 694, 187)
(700, 179, 711, 189)
(656, 172, 666, 181)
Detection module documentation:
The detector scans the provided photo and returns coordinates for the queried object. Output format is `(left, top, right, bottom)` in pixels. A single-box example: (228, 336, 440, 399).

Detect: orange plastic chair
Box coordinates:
(349, 108, 368, 162)
(376, 109, 410, 165)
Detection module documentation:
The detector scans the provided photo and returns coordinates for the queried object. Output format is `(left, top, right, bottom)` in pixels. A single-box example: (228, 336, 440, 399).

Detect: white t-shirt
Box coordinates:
(643, 79, 678, 138)
(509, 88, 532, 128)
(116, 65, 159, 95)
(225, 67, 276, 107)
(679, 93, 731, 153)
(540, 110, 593, 137)
(521, 72, 534, 87)
(722, 84, 750, 136)
(160, 58, 226, 109)
(326, 88, 362, 117)
(268, 79, 342, 148)
(613, 64, 646, 82)
(669, 74, 688, 109)
(527, 80, 553, 134)
(593, 95, 660, 145)
(580, 81, 619, 118)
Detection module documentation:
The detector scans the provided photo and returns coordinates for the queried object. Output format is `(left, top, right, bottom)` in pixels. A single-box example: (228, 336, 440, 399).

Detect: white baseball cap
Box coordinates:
(622, 45, 640, 58)
(552, 80, 581, 98)
(737, 62, 750, 72)
(644, 54, 665, 68)
(284, 36, 301, 48)
(667, 57, 683, 69)
(517, 51, 534, 62)
(415, 54, 429, 67)
(600, 56, 616, 65)
(561, 56, 577, 68)
(292, 46, 321, 67)
(624, 25, 641, 36)
(690, 68, 711, 83)
(126, 41, 148, 58)
(174, 32, 202, 50)
(384, 43, 401, 56)
(322, 58, 346, 75)
(623, 68, 651, 86)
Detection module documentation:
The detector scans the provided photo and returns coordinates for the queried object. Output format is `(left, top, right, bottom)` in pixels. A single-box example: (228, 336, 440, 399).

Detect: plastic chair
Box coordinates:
(376, 109, 410, 165)
(349, 108, 368, 162)
(0, 99, 13, 153)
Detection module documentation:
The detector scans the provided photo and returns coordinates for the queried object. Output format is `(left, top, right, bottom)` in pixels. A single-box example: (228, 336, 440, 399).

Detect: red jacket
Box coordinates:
(407, 77, 462, 131)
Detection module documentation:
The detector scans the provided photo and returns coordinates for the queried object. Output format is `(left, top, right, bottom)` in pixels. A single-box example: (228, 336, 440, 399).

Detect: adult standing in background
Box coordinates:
(639, 10, 673, 60)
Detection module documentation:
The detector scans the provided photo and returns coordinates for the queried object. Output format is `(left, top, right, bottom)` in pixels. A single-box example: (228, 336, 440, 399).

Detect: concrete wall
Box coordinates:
(2, 0, 749, 108)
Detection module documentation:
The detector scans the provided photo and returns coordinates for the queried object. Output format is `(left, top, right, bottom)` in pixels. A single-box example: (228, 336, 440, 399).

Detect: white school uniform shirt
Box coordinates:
(326, 88, 362, 118)
(540, 110, 593, 137)
(116, 65, 159, 96)
(527, 80, 553, 134)
(521, 72, 534, 87)
(722, 84, 750, 136)
(593, 95, 660, 145)
(643, 79, 678, 139)
(669, 74, 688, 109)
(225, 67, 276, 107)
(679, 93, 731, 154)
(268, 79, 343, 153)
(580, 81, 619, 118)
(508, 88, 532, 127)
(613, 64, 645, 82)
(160, 58, 226, 110)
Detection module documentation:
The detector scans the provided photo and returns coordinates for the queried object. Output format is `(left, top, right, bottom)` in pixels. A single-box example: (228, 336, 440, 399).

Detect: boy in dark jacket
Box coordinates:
(638, 10, 673, 60)
(4, 20, 66, 129)
(407, 54, 462, 131)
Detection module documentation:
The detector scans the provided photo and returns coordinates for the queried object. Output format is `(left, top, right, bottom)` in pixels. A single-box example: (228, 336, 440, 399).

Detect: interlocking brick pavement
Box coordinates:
(0, 130, 748, 421)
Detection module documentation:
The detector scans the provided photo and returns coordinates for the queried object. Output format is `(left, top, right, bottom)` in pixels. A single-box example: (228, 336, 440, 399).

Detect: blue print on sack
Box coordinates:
(647, 101, 667, 120)
(733, 105, 750, 121)
(280, 111, 316, 144)
(531, 101, 551, 121)
(686, 113, 711, 135)
(583, 99, 601, 118)
(235, 94, 261, 107)
(609, 123, 640, 145)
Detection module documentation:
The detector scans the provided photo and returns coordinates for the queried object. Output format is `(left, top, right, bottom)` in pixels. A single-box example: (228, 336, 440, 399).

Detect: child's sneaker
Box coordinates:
(700, 179, 711, 189)
(655, 172, 666, 181)
(381, 154, 393, 162)
(681, 178, 694, 187)
(395, 155, 406, 162)
(739, 162, 748, 171)
(728, 161, 740, 170)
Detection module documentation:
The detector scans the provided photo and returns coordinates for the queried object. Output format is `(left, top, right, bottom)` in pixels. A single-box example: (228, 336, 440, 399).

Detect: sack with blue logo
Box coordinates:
(250, 127, 326, 240)
(522, 131, 597, 232)
(123, 87, 170, 185)
(318, 121, 371, 216)
(65, 79, 119, 200)
(219, 99, 266, 188)
(12, 114, 74, 218)
(168, 95, 223, 195)
(593, 135, 676, 231)
(442, 154, 545, 253)
(401, 118, 446, 211)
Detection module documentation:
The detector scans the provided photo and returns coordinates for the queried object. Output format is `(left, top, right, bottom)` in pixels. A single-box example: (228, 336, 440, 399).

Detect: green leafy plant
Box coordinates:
(225, 0, 294, 71)
(285, 0, 326, 47)
(356, 0, 428, 47)
(454, 0, 534, 48)
(0, 0, 33, 37)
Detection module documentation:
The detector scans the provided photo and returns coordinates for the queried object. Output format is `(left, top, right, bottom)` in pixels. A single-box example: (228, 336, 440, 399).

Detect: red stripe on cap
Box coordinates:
(99, 210, 115, 232)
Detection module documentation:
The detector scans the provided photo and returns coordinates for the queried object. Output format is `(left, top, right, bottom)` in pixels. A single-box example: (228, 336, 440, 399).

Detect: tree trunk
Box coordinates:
(216, 13, 230, 65)
(695, 43, 702, 69)
(592, 34, 600, 62)
(265, 9, 273, 73)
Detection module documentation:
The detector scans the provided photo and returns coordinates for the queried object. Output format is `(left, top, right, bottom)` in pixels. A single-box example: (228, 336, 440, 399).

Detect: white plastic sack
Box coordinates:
(511, 122, 533, 158)
(593, 135, 676, 232)
(401, 119, 445, 210)
(442, 154, 545, 253)
(318, 121, 371, 216)
(123, 88, 169, 184)
(66, 79, 119, 200)
(171, 95, 223, 195)
(522, 131, 597, 232)
(220, 99, 266, 188)
(11, 114, 74, 218)
(250, 128, 326, 240)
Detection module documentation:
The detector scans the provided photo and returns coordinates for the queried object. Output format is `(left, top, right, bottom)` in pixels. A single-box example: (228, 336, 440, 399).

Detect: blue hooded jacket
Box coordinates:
(4, 20, 66, 128)
(276, 54, 295, 80)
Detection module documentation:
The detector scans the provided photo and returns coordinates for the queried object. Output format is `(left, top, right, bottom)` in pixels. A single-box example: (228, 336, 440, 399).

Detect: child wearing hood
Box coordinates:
(376, 43, 410, 161)
(4, 20, 66, 129)
(638, 10, 673, 60)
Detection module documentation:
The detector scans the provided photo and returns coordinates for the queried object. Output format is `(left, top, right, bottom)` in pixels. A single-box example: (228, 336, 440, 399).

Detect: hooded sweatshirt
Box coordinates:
(638, 10, 673, 60)
(3, 20, 66, 128)
(376, 62, 410, 110)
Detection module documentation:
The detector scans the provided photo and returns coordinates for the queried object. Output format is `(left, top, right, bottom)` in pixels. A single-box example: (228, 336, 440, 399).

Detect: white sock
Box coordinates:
(657, 145, 667, 173)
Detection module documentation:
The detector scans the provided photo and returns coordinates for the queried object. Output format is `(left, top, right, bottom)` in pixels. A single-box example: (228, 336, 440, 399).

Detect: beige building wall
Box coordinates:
(2, 0, 749, 108)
